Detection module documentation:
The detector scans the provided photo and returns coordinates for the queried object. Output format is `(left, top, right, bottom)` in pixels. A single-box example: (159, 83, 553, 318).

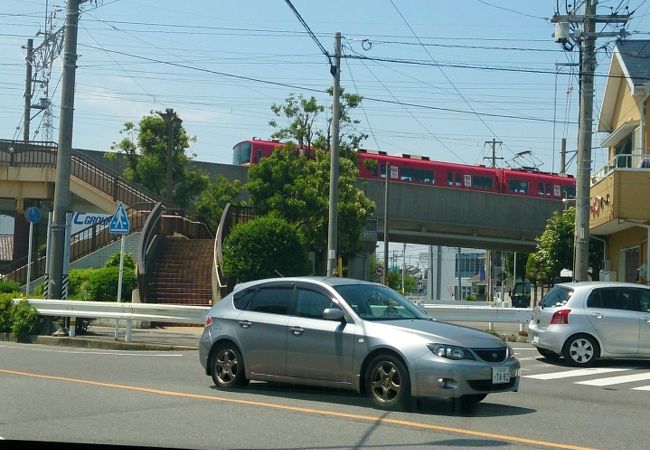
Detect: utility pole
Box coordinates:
(483, 139, 501, 301)
(401, 242, 406, 294)
(457, 247, 462, 301)
(48, 0, 83, 301)
(23, 39, 33, 143)
(484, 138, 503, 168)
(326, 32, 341, 277)
(383, 162, 389, 285)
(158, 108, 182, 206)
(552, 1, 629, 281)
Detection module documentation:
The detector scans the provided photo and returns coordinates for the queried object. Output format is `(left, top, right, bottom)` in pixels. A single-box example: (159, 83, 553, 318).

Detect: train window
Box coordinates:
(554, 185, 561, 197)
(255, 149, 264, 163)
(401, 167, 435, 184)
(545, 183, 551, 196)
(562, 186, 576, 198)
(509, 180, 528, 194)
(471, 175, 493, 190)
(232, 142, 252, 165)
(380, 164, 387, 179)
(447, 171, 461, 186)
(538, 183, 552, 196)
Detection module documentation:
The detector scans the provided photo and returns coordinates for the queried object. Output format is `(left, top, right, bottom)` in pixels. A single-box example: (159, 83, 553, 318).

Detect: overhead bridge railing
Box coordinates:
(18, 299, 531, 343)
(0, 139, 164, 207)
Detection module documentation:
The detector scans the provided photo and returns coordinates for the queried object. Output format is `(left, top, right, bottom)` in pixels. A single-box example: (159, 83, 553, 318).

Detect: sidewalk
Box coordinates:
(33, 325, 203, 351)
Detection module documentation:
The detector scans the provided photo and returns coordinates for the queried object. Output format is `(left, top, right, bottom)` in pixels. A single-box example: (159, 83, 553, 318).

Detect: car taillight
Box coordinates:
(550, 309, 571, 324)
(205, 316, 213, 327)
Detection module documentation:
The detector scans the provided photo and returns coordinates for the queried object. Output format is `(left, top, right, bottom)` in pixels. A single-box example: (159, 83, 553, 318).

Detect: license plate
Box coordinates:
(492, 366, 510, 384)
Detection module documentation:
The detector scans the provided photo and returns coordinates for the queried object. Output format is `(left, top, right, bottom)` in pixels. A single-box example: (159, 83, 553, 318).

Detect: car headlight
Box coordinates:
(428, 344, 475, 360)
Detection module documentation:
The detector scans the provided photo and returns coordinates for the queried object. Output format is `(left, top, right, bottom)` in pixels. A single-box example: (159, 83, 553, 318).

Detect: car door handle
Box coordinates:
(289, 326, 304, 336)
(239, 320, 252, 328)
(593, 313, 605, 319)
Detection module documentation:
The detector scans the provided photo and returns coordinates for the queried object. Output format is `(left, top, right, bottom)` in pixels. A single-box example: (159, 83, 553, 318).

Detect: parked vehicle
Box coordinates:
(510, 280, 531, 308)
(529, 282, 650, 366)
(199, 277, 520, 411)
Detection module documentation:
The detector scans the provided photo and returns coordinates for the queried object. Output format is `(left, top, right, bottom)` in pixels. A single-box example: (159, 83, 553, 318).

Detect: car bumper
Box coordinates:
(198, 328, 212, 374)
(410, 354, 520, 399)
(528, 321, 570, 353)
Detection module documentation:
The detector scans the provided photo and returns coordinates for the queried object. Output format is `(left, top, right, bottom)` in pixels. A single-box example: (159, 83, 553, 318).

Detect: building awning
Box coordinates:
(600, 120, 639, 148)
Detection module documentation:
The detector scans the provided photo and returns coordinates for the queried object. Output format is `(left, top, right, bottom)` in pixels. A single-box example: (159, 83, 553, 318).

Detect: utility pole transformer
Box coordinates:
(326, 32, 341, 277)
(552, 1, 629, 281)
(48, 0, 82, 300)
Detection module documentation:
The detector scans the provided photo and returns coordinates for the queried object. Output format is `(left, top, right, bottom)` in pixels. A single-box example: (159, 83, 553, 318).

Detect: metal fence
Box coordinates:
(17, 299, 532, 343)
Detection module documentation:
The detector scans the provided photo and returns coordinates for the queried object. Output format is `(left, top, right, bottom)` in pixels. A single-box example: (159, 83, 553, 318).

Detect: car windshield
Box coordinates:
(334, 284, 431, 321)
(539, 285, 573, 308)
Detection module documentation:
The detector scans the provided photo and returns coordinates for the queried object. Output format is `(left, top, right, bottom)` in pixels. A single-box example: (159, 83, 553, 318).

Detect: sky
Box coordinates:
(2, 1, 649, 263)
(3, 0, 649, 175)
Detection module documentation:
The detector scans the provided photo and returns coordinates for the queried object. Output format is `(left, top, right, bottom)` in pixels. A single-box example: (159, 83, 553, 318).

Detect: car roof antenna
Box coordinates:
(274, 269, 285, 278)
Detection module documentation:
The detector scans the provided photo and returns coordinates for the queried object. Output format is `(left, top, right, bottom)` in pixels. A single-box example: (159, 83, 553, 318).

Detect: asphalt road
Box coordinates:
(2, 341, 649, 449)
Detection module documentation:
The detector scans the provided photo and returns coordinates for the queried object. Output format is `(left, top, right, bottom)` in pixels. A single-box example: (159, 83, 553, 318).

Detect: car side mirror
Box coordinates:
(323, 307, 344, 321)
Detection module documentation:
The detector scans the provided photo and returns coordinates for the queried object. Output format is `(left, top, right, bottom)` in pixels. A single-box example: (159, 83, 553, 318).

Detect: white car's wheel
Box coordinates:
(563, 335, 598, 366)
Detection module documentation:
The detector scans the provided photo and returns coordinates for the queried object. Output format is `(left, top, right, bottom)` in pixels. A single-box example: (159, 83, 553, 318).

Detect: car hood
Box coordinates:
(374, 319, 505, 348)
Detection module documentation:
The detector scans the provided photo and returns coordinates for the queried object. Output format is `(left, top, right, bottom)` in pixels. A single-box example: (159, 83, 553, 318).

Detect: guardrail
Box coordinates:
(15, 299, 208, 342)
(423, 304, 532, 324)
(16, 299, 533, 343)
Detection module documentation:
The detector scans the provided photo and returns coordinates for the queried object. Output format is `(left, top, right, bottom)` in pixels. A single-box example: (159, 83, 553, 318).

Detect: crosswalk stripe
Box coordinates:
(524, 367, 629, 380)
(576, 373, 650, 386)
(631, 385, 650, 391)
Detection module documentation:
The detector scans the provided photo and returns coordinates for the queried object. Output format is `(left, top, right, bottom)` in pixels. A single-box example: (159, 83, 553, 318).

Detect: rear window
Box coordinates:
(539, 285, 573, 308)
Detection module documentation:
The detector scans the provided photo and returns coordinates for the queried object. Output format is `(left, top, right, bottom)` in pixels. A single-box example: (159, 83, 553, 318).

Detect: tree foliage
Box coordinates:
(110, 112, 208, 208)
(527, 207, 604, 283)
(246, 146, 374, 273)
(269, 90, 368, 158)
(223, 214, 308, 282)
(194, 176, 245, 232)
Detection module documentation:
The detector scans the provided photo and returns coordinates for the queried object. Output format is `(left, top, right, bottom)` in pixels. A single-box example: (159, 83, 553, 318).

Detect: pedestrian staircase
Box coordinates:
(147, 237, 214, 305)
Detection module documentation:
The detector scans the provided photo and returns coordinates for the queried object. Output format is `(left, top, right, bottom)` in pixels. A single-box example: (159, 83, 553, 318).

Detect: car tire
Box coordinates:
(211, 343, 249, 388)
(365, 354, 411, 411)
(536, 348, 560, 360)
(455, 393, 488, 412)
(563, 335, 599, 367)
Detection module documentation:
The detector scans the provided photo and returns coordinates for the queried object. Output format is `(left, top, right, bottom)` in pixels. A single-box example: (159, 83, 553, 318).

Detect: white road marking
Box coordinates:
(524, 367, 629, 380)
(631, 385, 650, 391)
(576, 372, 650, 387)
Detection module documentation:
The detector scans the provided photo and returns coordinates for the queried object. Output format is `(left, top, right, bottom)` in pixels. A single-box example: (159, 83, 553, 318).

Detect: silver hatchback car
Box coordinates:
(529, 282, 650, 366)
(199, 277, 519, 411)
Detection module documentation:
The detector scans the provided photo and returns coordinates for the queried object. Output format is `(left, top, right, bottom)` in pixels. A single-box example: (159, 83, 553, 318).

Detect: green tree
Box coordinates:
(110, 112, 208, 208)
(527, 207, 604, 282)
(223, 214, 308, 282)
(246, 147, 374, 273)
(194, 176, 245, 232)
(269, 90, 368, 158)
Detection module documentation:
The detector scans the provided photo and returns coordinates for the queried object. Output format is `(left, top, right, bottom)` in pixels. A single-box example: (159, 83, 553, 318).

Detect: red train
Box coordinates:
(232, 138, 576, 200)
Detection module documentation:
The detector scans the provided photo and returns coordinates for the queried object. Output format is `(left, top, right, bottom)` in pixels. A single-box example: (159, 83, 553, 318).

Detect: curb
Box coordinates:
(34, 335, 197, 351)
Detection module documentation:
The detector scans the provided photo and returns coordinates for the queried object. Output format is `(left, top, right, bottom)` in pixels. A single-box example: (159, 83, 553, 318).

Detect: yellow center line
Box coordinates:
(0, 368, 596, 450)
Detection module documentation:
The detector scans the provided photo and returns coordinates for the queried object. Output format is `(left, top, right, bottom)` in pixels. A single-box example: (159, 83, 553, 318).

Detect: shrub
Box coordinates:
(223, 214, 308, 282)
(67, 268, 96, 299)
(104, 252, 136, 270)
(0, 279, 21, 294)
(0, 294, 14, 333)
(11, 300, 40, 340)
(80, 266, 136, 301)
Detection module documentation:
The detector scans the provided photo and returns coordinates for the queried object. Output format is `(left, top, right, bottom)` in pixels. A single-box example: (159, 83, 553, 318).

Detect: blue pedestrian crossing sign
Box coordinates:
(109, 202, 130, 234)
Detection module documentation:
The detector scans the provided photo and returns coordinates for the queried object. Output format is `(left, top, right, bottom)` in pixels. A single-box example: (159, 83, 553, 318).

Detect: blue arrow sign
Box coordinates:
(109, 202, 130, 235)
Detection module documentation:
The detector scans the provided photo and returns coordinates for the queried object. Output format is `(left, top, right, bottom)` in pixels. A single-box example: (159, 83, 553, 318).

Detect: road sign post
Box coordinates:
(25, 207, 41, 295)
(109, 202, 130, 341)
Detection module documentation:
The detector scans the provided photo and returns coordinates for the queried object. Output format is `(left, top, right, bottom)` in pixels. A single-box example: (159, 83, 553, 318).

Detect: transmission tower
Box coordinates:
(23, 4, 64, 143)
